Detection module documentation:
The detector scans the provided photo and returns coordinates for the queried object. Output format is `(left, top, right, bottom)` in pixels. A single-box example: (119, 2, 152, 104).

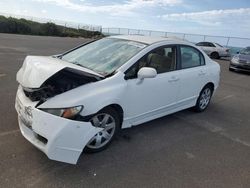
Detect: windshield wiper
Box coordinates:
(104, 70, 116, 78)
(52, 54, 63, 59)
(73, 62, 88, 69)
(72, 62, 106, 77)
(74, 62, 95, 71)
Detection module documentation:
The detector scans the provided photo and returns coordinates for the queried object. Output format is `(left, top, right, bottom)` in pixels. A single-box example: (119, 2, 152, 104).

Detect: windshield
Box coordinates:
(240, 47, 250, 55)
(61, 38, 147, 75)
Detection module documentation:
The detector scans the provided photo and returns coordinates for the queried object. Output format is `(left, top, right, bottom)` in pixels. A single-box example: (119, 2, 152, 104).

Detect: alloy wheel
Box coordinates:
(87, 113, 116, 149)
(199, 88, 211, 110)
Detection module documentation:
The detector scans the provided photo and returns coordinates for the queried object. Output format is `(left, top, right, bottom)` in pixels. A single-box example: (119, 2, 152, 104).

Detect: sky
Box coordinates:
(0, 0, 250, 39)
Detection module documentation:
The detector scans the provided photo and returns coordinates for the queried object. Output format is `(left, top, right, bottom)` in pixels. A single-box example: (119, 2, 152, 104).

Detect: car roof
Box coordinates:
(197, 41, 213, 44)
(109, 35, 187, 45)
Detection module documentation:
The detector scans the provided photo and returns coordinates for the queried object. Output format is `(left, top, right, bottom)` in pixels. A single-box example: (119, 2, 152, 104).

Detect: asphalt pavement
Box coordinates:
(0, 33, 250, 188)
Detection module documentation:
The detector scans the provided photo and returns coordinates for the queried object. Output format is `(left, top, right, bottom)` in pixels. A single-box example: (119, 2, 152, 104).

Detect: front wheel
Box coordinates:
(84, 108, 120, 153)
(194, 86, 213, 112)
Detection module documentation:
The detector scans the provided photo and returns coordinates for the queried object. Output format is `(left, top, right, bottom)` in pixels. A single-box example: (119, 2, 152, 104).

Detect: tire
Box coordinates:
(84, 107, 120, 153)
(194, 85, 213, 112)
(211, 52, 219, 59)
(229, 67, 234, 71)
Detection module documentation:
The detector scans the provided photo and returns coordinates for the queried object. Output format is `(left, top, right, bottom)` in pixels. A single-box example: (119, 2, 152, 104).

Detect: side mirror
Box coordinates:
(137, 67, 157, 80)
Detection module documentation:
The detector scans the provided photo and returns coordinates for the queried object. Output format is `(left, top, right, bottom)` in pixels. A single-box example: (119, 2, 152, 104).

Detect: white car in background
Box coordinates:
(15, 35, 220, 164)
(196, 42, 230, 59)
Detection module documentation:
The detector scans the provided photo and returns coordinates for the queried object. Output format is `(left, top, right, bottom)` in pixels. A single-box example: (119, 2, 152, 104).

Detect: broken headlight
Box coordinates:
(40, 106, 83, 119)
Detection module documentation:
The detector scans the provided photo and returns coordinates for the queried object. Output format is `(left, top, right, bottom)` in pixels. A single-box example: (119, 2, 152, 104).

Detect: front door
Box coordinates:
(122, 45, 180, 125)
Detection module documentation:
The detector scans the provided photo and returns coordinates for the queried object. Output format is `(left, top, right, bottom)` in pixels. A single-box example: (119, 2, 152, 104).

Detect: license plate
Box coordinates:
(16, 97, 33, 129)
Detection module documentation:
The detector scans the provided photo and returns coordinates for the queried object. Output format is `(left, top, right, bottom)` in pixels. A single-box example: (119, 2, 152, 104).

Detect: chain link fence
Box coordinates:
(102, 28, 250, 54)
(1, 12, 249, 54)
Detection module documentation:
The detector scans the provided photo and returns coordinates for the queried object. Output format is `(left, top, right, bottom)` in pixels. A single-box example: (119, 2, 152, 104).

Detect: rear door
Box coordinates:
(177, 45, 208, 106)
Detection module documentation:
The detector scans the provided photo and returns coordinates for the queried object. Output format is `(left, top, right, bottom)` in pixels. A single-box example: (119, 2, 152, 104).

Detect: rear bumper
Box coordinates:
(15, 86, 102, 164)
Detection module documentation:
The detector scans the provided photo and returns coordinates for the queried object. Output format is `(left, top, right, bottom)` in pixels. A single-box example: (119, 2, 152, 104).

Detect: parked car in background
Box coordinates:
(15, 35, 220, 164)
(230, 47, 250, 72)
(196, 42, 230, 59)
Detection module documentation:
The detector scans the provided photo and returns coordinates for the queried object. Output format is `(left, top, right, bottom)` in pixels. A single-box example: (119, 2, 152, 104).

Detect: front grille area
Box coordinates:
(231, 64, 250, 71)
(35, 133, 48, 145)
(23, 87, 51, 102)
(23, 89, 38, 101)
(21, 67, 100, 102)
(239, 60, 247, 64)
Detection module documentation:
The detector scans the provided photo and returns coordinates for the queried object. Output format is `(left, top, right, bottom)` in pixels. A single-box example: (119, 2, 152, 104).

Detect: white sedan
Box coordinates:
(15, 35, 220, 164)
(196, 41, 230, 59)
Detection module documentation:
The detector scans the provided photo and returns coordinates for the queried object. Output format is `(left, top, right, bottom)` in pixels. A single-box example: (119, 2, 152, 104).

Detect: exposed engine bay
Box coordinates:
(22, 67, 102, 102)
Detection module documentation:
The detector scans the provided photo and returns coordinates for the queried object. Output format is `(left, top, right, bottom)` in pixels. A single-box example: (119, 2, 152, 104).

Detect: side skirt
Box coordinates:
(122, 96, 197, 129)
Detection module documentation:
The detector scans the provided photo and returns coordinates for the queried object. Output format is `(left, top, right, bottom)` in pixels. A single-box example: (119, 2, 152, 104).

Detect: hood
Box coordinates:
(17, 56, 103, 88)
(238, 54, 250, 62)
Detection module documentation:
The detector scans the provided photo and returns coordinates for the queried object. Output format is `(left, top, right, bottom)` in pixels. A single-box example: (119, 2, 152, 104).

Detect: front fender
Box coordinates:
(38, 71, 126, 116)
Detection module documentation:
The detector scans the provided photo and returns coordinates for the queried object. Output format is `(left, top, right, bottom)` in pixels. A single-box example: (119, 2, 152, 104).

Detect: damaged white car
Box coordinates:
(15, 35, 220, 164)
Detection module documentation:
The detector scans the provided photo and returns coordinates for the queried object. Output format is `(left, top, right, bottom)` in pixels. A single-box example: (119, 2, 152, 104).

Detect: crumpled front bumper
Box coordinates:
(15, 86, 102, 164)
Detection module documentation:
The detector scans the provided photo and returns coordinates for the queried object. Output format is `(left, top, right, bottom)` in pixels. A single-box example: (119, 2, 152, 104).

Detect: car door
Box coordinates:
(122, 45, 181, 125)
(177, 45, 208, 106)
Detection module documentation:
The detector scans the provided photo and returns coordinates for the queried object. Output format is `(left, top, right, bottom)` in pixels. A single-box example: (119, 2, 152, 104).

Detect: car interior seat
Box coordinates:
(147, 49, 173, 73)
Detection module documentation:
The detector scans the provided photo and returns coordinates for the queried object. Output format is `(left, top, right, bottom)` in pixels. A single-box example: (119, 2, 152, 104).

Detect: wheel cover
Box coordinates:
(87, 113, 116, 149)
(212, 52, 218, 59)
(199, 88, 211, 110)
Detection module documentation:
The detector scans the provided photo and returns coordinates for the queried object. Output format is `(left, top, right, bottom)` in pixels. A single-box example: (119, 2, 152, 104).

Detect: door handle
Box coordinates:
(168, 76, 179, 82)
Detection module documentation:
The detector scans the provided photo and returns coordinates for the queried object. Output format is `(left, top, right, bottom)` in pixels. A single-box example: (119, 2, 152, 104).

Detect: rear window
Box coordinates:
(215, 43, 223, 47)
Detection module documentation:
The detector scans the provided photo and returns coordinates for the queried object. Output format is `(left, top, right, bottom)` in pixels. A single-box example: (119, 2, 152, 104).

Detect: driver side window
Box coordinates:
(125, 46, 177, 79)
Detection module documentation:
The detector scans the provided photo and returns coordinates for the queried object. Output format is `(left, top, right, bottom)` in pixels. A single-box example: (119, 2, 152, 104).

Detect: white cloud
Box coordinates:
(159, 8, 250, 26)
(41, 9, 47, 14)
(33, 0, 182, 15)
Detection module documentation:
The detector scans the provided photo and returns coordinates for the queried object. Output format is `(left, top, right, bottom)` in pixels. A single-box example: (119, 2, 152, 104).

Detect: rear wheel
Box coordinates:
(85, 108, 120, 153)
(194, 86, 213, 112)
(211, 52, 219, 59)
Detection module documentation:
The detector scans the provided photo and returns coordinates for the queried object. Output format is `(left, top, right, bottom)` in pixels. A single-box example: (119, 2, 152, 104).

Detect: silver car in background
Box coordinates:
(196, 42, 230, 59)
(230, 47, 250, 72)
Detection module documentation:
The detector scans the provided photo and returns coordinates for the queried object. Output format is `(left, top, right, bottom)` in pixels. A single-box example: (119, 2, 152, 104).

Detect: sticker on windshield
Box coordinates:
(127, 42, 147, 49)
